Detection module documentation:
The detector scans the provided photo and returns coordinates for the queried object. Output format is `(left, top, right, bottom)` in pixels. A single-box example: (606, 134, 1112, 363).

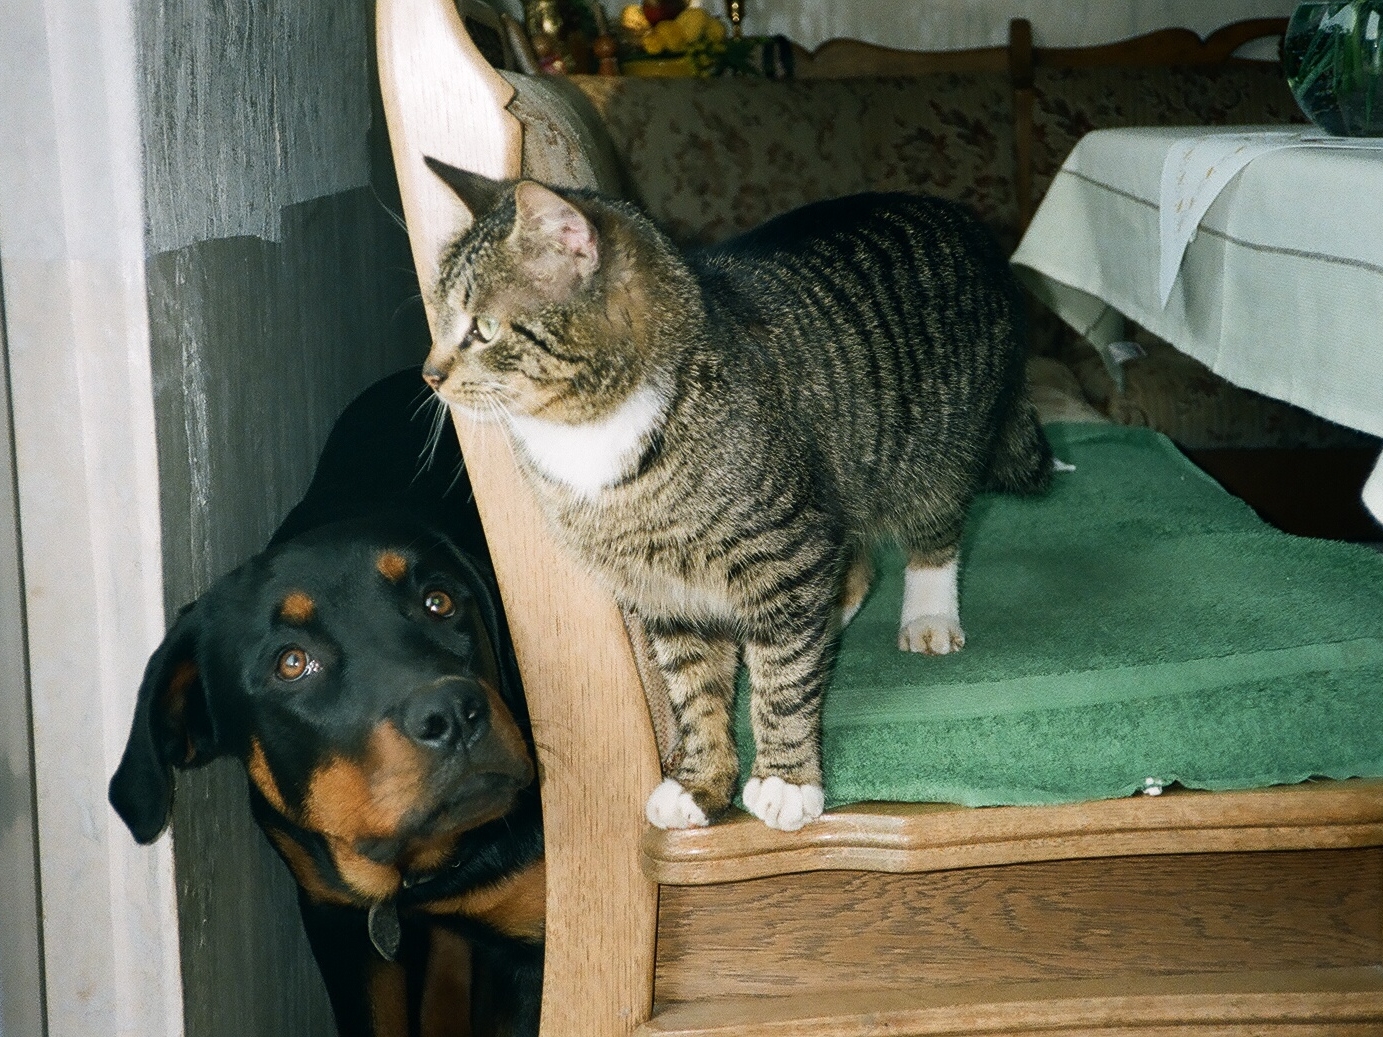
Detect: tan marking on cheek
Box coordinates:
(422, 859, 545, 943)
(246, 738, 291, 818)
(303, 722, 428, 841)
(279, 591, 315, 624)
(420, 928, 473, 1037)
(376, 550, 409, 583)
(264, 828, 353, 907)
(366, 722, 431, 827)
(301, 724, 431, 902)
(305, 756, 381, 838)
(368, 958, 410, 1037)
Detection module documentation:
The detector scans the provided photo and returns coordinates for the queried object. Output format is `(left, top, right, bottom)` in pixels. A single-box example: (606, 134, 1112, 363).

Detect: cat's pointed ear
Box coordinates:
(425, 156, 507, 216)
(511, 181, 600, 279)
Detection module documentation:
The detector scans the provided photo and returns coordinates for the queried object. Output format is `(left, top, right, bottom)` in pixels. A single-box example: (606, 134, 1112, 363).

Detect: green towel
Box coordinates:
(733, 423, 1383, 807)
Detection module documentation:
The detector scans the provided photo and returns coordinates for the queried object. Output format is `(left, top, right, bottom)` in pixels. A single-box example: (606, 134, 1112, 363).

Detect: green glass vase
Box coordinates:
(1283, 0, 1383, 135)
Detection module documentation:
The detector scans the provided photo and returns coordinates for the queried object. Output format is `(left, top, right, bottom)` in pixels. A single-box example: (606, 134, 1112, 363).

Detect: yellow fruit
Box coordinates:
(675, 6, 710, 38)
(655, 19, 687, 50)
(621, 4, 650, 33)
(704, 17, 726, 42)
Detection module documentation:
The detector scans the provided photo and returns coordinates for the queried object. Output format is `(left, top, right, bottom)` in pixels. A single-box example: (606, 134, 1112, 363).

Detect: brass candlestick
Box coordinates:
(724, 0, 743, 37)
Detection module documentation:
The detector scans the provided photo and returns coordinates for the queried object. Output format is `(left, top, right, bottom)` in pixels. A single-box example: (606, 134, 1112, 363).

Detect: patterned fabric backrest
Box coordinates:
(501, 71, 627, 195)
(511, 56, 1297, 257)
(1029, 62, 1302, 206)
(568, 74, 1018, 249)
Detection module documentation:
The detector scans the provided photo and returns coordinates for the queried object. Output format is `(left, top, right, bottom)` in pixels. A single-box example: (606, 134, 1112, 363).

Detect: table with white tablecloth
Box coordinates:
(1010, 125, 1383, 521)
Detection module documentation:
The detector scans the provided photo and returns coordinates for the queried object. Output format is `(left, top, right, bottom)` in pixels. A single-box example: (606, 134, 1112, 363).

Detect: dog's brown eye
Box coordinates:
(424, 590, 455, 618)
(276, 647, 311, 681)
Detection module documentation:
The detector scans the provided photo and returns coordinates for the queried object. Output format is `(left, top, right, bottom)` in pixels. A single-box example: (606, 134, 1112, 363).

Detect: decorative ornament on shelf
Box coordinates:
(1283, 0, 1383, 135)
(725, 0, 743, 38)
(523, 0, 614, 74)
(617, 0, 786, 76)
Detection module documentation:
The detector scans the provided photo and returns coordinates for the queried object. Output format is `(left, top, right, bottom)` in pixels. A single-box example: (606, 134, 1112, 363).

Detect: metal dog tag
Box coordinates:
(368, 900, 401, 961)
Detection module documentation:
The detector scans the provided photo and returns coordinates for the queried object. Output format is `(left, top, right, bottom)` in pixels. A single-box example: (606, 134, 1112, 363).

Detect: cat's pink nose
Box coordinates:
(422, 365, 445, 390)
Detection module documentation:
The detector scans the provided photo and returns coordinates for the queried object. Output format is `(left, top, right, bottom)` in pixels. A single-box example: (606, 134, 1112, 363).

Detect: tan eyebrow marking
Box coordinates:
(279, 591, 315, 624)
(376, 550, 409, 583)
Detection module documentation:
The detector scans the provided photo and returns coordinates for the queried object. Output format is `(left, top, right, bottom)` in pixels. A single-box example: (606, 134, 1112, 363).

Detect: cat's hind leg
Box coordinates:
(642, 620, 740, 829)
(898, 547, 965, 655)
(839, 548, 875, 628)
(985, 395, 1053, 495)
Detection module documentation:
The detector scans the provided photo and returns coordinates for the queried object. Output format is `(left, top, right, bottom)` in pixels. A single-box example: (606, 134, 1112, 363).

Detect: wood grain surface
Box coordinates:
(643, 781, 1383, 884)
(639, 967, 1383, 1037)
(377, 1, 662, 1032)
(655, 848, 1382, 1001)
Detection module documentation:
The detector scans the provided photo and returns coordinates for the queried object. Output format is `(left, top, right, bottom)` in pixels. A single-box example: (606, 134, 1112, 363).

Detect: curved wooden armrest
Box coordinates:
(377, 0, 662, 1032)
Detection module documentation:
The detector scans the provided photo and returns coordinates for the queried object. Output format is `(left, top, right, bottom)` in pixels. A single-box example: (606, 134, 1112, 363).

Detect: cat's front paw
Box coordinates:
(898, 615, 966, 655)
(645, 778, 710, 829)
(742, 776, 824, 832)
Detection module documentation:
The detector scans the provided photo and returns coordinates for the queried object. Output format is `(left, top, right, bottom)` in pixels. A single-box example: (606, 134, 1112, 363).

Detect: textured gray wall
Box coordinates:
(136, 0, 430, 1033)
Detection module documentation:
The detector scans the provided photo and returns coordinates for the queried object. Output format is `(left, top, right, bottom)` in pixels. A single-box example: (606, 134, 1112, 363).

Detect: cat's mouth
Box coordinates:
(434, 382, 516, 423)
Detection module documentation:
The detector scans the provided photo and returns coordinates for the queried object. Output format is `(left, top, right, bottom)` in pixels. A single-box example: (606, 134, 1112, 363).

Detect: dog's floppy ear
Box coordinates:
(108, 601, 222, 843)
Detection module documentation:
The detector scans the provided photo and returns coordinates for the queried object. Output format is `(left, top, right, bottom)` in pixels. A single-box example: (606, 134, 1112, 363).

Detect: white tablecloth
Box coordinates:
(1011, 126, 1383, 521)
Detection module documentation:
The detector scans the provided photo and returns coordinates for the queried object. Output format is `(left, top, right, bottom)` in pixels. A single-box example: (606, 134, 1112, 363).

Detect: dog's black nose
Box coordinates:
(403, 682, 489, 750)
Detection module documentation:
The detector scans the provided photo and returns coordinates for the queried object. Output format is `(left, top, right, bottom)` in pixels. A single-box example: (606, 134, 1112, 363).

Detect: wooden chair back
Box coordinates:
(376, 6, 1382, 1034)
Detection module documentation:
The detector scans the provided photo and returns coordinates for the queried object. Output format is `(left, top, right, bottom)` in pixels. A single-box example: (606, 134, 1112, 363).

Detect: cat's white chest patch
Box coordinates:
(506, 385, 665, 499)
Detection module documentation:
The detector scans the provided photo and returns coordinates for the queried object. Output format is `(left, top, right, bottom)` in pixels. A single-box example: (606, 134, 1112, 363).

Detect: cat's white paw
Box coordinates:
(645, 778, 709, 829)
(742, 776, 825, 832)
(840, 600, 865, 628)
(898, 615, 966, 655)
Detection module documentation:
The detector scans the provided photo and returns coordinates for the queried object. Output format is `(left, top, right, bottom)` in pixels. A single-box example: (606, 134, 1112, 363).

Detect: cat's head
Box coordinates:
(422, 159, 682, 424)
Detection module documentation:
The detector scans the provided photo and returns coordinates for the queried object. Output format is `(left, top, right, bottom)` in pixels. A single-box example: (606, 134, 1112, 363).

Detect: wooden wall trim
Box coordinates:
(792, 36, 1008, 78)
(1035, 17, 1288, 69)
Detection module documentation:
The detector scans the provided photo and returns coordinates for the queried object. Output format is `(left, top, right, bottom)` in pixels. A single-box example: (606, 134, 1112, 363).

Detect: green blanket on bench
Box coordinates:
(734, 423, 1383, 808)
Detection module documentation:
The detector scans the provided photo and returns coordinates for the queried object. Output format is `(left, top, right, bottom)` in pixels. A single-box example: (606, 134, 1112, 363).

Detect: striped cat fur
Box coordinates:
(424, 161, 1050, 831)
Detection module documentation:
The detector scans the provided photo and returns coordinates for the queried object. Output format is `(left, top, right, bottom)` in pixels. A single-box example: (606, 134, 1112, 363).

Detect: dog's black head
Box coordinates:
(109, 512, 534, 906)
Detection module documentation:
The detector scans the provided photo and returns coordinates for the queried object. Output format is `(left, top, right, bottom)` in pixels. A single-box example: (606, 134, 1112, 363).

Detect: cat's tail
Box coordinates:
(984, 396, 1052, 495)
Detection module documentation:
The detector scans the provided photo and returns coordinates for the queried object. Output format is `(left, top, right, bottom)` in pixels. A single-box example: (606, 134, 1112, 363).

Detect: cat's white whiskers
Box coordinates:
(415, 394, 450, 475)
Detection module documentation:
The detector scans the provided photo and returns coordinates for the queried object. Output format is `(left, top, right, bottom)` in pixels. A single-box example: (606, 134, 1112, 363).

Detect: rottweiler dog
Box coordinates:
(108, 368, 544, 1037)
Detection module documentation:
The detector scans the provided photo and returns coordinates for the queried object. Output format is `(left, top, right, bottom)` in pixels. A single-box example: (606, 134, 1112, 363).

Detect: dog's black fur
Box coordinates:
(109, 368, 543, 1037)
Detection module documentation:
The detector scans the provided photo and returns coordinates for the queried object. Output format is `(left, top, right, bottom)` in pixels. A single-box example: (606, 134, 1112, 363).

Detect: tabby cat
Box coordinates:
(423, 159, 1050, 831)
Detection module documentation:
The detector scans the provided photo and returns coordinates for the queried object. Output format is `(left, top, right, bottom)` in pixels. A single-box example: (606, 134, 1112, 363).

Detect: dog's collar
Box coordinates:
(367, 854, 469, 960)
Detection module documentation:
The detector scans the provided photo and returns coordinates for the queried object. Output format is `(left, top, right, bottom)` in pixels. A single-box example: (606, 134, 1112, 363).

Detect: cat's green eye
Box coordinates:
(473, 314, 500, 343)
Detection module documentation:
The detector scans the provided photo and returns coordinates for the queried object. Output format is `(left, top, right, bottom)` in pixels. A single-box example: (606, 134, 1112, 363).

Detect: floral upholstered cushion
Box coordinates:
(568, 74, 1019, 248)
